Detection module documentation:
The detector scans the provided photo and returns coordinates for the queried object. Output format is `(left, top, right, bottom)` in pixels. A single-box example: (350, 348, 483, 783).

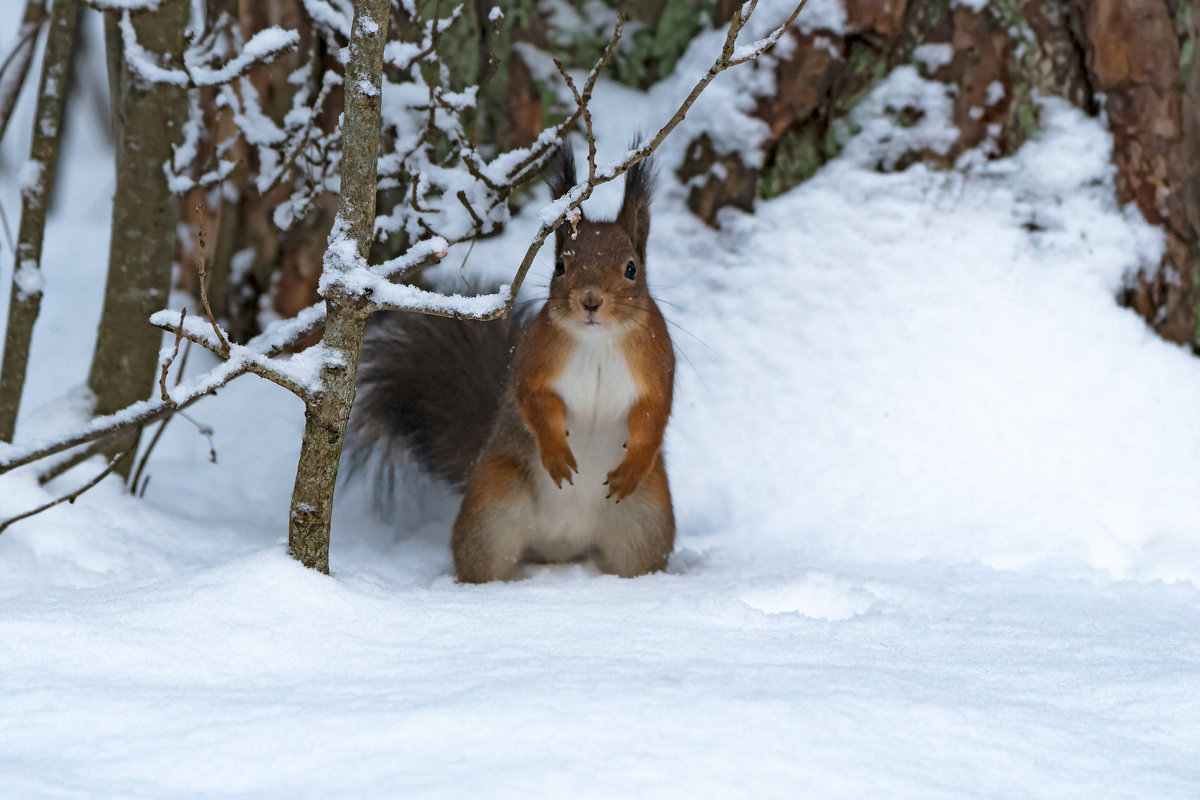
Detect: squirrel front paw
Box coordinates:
(604, 457, 647, 501)
(539, 439, 578, 487)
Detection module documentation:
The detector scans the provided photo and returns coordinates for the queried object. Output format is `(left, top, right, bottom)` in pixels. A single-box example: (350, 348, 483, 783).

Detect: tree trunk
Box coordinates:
(287, 0, 389, 573)
(87, 0, 189, 476)
(0, 0, 77, 442)
(0, 0, 47, 146)
(1076, 0, 1200, 351)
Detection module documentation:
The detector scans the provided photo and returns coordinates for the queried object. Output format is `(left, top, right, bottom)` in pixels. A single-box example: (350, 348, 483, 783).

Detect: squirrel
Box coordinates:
(349, 144, 675, 583)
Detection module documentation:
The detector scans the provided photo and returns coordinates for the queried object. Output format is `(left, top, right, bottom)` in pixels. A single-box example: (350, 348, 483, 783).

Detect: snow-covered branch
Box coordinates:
(78, 0, 163, 11)
(148, 311, 342, 401)
(119, 12, 299, 88)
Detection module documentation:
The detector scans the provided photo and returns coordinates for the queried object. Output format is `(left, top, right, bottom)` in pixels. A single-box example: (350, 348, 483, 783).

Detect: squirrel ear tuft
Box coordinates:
(546, 142, 576, 201)
(546, 142, 578, 251)
(618, 141, 654, 263)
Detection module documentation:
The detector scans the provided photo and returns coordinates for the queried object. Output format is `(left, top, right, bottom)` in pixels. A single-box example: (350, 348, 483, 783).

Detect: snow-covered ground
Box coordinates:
(3, 6, 1200, 798)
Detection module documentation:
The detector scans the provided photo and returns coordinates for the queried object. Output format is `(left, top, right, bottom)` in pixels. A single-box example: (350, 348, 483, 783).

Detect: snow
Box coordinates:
(13, 259, 43, 299)
(184, 26, 300, 87)
(80, 0, 163, 9)
(843, 66, 960, 168)
(913, 42, 954, 72)
(122, 14, 298, 88)
(17, 158, 43, 193)
(3, 2, 1200, 794)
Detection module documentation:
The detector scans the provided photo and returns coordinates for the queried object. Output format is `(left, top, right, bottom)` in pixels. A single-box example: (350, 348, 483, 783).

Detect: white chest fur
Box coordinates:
(531, 330, 639, 558)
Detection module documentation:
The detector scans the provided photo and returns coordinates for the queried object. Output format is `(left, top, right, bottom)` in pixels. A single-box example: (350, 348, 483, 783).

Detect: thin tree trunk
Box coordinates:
(0, 0, 47, 146)
(0, 0, 77, 443)
(287, 0, 389, 573)
(88, 0, 189, 477)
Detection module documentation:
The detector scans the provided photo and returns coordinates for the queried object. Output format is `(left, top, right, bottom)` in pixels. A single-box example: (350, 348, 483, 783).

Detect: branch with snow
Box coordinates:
(118, 12, 299, 89)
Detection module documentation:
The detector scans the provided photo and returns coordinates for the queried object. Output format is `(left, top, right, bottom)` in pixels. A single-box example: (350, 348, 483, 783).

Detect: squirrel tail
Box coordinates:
(347, 310, 524, 503)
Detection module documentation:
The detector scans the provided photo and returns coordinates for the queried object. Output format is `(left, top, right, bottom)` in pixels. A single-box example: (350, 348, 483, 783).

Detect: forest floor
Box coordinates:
(2, 12, 1200, 798)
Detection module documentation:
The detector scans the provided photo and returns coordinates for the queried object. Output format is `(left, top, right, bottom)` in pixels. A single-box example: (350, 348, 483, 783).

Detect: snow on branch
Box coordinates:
(148, 311, 341, 400)
(119, 12, 299, 88)
(78, 0, 163, 11)
(729, 0, 811, 66)
(0, 364, 245, 475)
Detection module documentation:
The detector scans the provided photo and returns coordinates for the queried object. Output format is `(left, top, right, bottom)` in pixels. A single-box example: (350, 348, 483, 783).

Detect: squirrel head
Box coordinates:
(544, 142, 655, 334)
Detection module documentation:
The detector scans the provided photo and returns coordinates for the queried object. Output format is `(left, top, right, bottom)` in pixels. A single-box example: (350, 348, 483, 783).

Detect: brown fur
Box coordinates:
(353, 145, 675, 583)
(451, 146, 675, 582)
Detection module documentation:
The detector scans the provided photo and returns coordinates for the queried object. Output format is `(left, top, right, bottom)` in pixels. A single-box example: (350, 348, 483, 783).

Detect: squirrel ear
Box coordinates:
(618, 146, 654, 263)
(546, 142, 580, 252)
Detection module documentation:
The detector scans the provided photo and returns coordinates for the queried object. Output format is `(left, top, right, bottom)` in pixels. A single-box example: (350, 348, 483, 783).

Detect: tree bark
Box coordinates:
(287, 0, 389, 573)
(0, 0, 47, 146)
(87, 0, 189, 476)
(1075, 0, 1200, 350)
(0, 0, 77, 442)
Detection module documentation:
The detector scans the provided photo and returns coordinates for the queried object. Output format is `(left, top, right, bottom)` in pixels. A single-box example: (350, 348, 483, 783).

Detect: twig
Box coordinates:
(0, 364, 248, 474)
(159, 308, 186, 405)
(194, 206, 228, 350)
(0, 437, 138, 535)
(0, 0, 47, 146)
(132, 342, 207, 495)
(501, 15, 624, 185)
(552, 59, 596, 185)
(36, 437, 113, 485)
(476, 0, 805, 318)
(456, 190, 484, 229)
(129, 417, 166, 495)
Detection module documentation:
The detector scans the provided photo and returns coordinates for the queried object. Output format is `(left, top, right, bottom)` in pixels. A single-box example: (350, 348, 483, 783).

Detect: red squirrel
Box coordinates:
(350, 145, 675, 582)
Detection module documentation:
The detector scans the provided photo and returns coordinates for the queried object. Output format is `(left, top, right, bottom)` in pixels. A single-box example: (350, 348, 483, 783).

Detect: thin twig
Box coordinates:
(131, 341, 207, 495)
(0, 438, 137, 535)
(159, 307, 186, 405)
(0, 366, 247, 474)
(194, 206, 228, 350)
(129, 417, 167, 496)
(501, 15, 623, 185)
(36, 437, 112, 485)
(473, 0, 803, 318)
(552, 59, 596, 185)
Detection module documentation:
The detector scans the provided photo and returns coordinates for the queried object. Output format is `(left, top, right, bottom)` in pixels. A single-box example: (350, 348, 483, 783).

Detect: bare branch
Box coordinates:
(159, 308, 187, 405)
(0, 0, 47, 147)
(553, 58, 596, 186)
(193, 206, 228, 350)
(36, 437, 111, 485)
(0, 437, 138, 536)
(477, 0, 805, 317)
(500, 15, 624, 185)
(0, 360, 249, 474)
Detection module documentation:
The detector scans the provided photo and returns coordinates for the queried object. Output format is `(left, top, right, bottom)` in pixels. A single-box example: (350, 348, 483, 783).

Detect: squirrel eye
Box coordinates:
(554, 257, 565, 277)
(624, 260, 637, 280)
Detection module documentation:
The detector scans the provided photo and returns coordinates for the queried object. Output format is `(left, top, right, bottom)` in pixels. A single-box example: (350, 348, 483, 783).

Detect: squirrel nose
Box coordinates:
(580, 289, 603, 312)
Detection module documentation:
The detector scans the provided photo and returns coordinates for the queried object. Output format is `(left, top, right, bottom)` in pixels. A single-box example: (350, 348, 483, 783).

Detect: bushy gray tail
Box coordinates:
(347, 311, 524, 502)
